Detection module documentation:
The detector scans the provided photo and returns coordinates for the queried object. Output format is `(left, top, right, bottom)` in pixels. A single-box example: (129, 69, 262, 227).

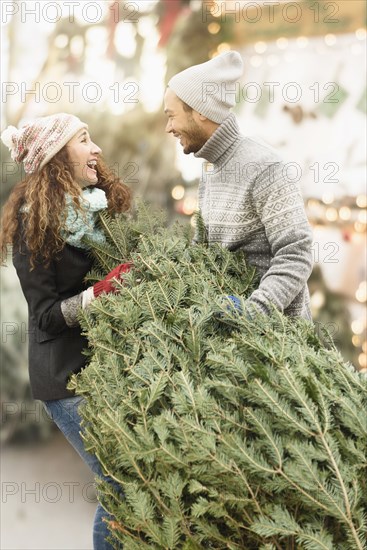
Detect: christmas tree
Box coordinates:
(69, 205, 367, 549)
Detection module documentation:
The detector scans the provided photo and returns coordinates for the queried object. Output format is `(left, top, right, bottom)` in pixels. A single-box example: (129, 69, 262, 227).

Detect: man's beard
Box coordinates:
(182, 118, 208, 154)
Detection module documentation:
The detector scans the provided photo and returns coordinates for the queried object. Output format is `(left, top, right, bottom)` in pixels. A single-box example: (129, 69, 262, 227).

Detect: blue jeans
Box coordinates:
(42, 395, 123, 550)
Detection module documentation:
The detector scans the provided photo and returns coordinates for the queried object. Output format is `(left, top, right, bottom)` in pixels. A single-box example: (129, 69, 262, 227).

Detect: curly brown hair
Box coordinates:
(0, 146, 131, 268)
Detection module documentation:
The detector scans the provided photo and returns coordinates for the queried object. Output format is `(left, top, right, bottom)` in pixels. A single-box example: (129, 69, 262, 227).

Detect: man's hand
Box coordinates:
(214, 295, 254, 322)
(223, 295, 243, 314)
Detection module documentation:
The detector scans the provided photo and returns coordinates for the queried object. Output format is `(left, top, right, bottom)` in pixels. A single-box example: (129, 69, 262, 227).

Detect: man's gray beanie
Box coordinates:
(168, 51, 244, 124)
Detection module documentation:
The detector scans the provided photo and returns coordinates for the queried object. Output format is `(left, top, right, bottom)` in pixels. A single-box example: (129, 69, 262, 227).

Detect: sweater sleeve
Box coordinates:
(60, 293, 83, 327)
(13, 244, 70, 335)
(60, 287, 95, 327)
(246, 161, 313, 315)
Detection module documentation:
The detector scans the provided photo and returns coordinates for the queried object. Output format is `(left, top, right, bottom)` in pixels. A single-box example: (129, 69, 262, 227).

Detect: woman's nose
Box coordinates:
(91, 141, 102, 155)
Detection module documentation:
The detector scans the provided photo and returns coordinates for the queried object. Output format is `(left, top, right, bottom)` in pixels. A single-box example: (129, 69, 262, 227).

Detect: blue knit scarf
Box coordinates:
(61, 187, 107, 249)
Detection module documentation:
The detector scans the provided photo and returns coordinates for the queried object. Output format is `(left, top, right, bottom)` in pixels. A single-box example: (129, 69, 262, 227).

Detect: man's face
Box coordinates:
(164, 88, 208, 155)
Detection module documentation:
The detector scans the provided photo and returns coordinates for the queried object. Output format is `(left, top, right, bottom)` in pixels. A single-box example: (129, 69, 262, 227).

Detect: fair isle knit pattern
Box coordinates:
(1, 114, 87, 173)
(194, 113, 313, 320)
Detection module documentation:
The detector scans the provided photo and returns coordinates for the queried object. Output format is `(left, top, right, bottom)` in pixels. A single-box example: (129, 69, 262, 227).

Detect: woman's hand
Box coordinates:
(93, 262, 132, 297)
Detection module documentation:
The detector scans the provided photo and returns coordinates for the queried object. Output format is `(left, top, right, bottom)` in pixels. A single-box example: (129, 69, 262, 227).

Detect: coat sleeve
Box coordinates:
(12, 243, 69, 335)
(246, 161, 313, 315)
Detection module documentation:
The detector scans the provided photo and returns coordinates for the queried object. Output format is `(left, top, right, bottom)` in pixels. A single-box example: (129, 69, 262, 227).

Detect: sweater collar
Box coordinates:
(194, 113, 241, 164)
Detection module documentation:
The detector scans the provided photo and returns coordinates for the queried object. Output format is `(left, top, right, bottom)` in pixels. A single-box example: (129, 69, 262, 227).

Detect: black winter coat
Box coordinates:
(13, 239, 93, 400)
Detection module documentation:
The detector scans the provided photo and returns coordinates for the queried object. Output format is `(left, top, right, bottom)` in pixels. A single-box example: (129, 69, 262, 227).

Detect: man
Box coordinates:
(164, 50, 313, 320)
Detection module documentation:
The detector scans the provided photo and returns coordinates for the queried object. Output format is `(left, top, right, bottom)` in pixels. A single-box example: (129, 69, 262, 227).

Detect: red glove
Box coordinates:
(93, 262, 132, 297)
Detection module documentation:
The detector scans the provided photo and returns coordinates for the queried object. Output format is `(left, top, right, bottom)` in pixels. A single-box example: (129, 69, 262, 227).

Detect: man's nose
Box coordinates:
(165, 120, 173, 133)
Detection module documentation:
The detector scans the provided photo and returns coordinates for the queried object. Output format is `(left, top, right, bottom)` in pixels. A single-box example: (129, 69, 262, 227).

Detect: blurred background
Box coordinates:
(1, 1, 366, 548)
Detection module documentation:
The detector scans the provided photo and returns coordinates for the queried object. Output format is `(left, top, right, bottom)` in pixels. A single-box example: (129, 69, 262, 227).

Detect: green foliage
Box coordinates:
(69, 206, 367, 549)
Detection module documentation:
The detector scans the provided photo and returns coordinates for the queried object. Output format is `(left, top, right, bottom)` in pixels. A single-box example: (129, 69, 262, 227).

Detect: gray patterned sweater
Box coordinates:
(194, 113, 313, 320)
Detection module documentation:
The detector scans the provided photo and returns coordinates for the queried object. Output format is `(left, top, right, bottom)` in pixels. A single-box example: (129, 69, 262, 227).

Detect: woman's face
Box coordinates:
(66, 129, 102, 188)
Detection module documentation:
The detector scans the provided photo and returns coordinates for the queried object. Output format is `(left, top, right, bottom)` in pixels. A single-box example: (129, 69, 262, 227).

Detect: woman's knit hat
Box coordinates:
(1, 113, 87, 174)
(168, 50, 244, 123)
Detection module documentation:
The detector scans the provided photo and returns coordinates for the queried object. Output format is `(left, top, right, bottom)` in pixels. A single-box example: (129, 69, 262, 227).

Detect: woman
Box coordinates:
(1, 113, 131, 549)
